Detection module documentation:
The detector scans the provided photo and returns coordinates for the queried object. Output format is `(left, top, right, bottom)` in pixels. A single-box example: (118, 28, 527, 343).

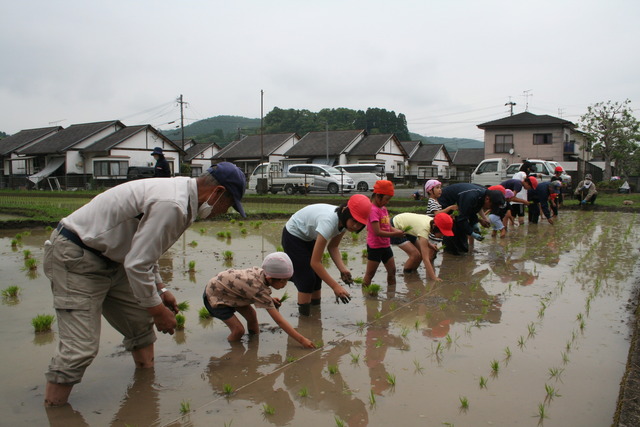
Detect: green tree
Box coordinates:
(579, 99, 640, 180)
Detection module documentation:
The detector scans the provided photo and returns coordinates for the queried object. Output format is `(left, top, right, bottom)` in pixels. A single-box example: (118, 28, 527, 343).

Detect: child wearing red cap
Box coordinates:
(363, 180, 405, 289)
(390, 212, 455, 281)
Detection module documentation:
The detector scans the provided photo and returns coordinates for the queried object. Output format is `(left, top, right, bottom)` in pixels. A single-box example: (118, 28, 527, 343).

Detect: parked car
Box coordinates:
(506, 160, 571, 189)
(127, 166, 155, 180)
(247, 162, 309, 195)
(470, 158, 509, 187)
(335, 164, 384, 192)
(286, 164, 355, 194)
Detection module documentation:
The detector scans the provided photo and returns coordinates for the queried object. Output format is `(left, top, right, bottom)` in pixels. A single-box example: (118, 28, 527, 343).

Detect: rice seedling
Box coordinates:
(24, 257, 38, 271)
(479, 376, 488, 389)
(518, 336, 526, 349)
(179, 400, 191, 414)
(2, 285, 20, 298)
(374, 338, 384, 348)
(199, 227, 207, 234)
(439, 302, 448, 311)
(177, 301, 190, 311)
(561, 351, 570, 364)
(298, 387, 309, 398)
(223, 383, 233, 395)
(386, 372, 396, 386)
(579, 319, 586, 331)
(237, 221, 244, 227)
(356, 320, 365, 329)
(322, 252, 330, 263)
(544, 383, 561, 402)
(361, 248, 368, 257)
(504, 346, 512, 359)
(32, 314, 55, 333)
(188, 240, 198, 247)
(491, 359, 500, 374)
(240, 228, 247, 235)
(335, 416, 346, 427)
(576, 312, 583, 322)
(23, 249, 32, 259)
(175, 313, 186, 330)
(262, 404, 275, 415)
(279, 291, 290, 304)
(389, 302, 397, 311)
(198, 307, 212, 320)
(223, 250, 234, 260)
(451, 289, 462, 302)
(369, 389, 376, 407)
(565, 340, 572, 352)
(351, 231, 359, 241)
(353, 277, 364, 284)
(374, 311, 382, 320)
(401, 327, 410, 338)
(414, 319, 421, 331)
(314, 339, 324, 348)
(328, 365, 339, 375)
(459, 396, 469, 410)
(413, 359, 424, 374)
(224, 421, 233, 427)
(527, 322, 536, 337)
(216, 231, 226, 238)
(341, 251, 348, 261)
(365, 284, 381, 296)
(225, 231, 232, 239)
(188, 260, 196, 272)
(229, 219, 236, 224)
(253, 221, 263, 229)
(548, 367, 564, 380)
(536, 402, 548, 422)
(445, 334, 453, 344)
(537, 306, 546, 319)
(10, 239, 18, 248)
(286, 355, 297, 363)
(276, 245, 284, 252)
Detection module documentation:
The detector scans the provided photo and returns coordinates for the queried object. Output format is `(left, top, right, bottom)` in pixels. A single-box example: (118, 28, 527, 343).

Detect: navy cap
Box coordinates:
(151, 147, 163, 155)
(207, 162, 247, 217)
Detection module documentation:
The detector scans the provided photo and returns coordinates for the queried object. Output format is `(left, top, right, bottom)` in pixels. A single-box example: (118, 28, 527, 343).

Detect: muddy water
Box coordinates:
(1, 211, 639, 426)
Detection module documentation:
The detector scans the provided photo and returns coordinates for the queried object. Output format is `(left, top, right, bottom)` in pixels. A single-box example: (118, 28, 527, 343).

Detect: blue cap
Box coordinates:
(207, 162, 246, 217)
(151, 147, 164, 155)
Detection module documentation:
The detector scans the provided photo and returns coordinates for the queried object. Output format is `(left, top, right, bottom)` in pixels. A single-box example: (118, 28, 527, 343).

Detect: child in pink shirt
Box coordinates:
(363, 180, 405, 288)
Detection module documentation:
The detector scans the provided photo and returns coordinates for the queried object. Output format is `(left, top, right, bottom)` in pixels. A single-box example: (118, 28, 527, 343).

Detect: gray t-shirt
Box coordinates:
(285, 204, 342, 241)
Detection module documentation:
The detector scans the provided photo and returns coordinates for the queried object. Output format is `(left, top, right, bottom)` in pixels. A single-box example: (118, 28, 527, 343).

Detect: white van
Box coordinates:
(286, 164, 355, 194)
(335, 164, 384, 192)
(470, 158, 509, 187)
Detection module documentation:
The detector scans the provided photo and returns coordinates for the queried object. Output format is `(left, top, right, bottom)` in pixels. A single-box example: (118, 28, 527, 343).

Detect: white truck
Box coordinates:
(247, 163, 309, 195)
(471, 158, 571, 187)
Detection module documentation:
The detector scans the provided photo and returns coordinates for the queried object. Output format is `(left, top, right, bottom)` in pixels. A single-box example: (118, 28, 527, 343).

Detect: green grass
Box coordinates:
(32, 314, 55, 332)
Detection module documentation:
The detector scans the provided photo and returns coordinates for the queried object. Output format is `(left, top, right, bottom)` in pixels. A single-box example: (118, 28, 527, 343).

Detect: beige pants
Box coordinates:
(43, 229, 156, 385)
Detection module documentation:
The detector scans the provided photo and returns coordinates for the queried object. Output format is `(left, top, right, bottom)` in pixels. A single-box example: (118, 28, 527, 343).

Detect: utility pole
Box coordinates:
(260, 90, 264, 177)
(523, 90, 533, 111)
(176, 94, 187, 173)
(505, 97, 517, 116)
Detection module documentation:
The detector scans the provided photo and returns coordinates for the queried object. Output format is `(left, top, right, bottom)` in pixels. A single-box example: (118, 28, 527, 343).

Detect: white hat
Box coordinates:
(261, 252, 294, 279)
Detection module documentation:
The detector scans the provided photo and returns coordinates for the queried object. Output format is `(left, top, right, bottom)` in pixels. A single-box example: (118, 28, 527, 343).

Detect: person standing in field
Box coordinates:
(281, 194, 372, 316)
(362, 180, 405, 289)
(42, 162, 246, 407)
(151, 146, 172, 177)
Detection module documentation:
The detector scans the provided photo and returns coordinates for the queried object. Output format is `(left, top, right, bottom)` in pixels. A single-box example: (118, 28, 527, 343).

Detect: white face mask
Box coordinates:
(197, 190, 224, 219)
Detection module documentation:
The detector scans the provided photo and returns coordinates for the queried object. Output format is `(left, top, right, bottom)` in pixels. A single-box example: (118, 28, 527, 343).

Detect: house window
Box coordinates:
(417, 166, 438, 180)
(94, 160, 128, 178)
(533, 133, 552, 145)
(191, 166, 202, 177)
(395, 162, 405, 177)
(494, 135, 513, 153)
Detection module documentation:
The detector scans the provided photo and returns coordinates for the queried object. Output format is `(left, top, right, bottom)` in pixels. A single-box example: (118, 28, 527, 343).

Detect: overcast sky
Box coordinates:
(1, 0, 639, 141)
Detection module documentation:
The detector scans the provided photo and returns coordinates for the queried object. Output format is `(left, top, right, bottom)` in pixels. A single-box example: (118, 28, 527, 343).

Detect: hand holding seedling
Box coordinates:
(299, 336, 316, 349)
(272, 297, 282, 309)
(160, 290, 179, 314)
(148, 304, 177, 335)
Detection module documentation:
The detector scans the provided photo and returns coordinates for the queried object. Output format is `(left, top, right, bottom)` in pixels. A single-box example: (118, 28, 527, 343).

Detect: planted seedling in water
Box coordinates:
(361, 248, 368, 257)
(188, 260, 196, 272)
(413, 359, 424, 374)
(328, 365, 339, 375)
(177, 301, 190, 311)
(335, 416, 346, 427)
(527, 322, 536, 337)
(262, 404, 275, 415)
(490, 359, 500, 375)
(23, 249, 32, 259)
(341, 251, 348, 261)
(401, 327, 410, 338)
(24, 258, 38, 271)
(188, 240, 198, 247)
(544, 383, 561, 402)
(374, 338, 384, 348)
(286, 355, 297, 363)
(548, 367, 564, 381)
(223, 383, 233, 395)
(175, 313, 186, 330)
(365, 284, 381, 296)
(353, 277, 364, 284)
(479, 376, 488, 389)
(350, 353, 360, 364)
(223, 250, 234, 261)
(386, 373, 396, 386)
(517, 336, 526, 348)
(536, 402, 548, 422)
(180, 400, 191, 414)
(504, 346, 512, 359)
(298, 387, 309, 398)
(32, 314, 55, 333)
(459, 396, 469, 411)
(2, 286, 20, 298)
(240, 228, 247, 235)
(369, 389, 376, 407)
(198, 307, 212, 320)
(216, 231, 226, 238)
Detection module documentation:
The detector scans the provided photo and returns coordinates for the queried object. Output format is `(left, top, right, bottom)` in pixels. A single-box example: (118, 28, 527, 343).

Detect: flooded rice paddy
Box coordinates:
(1, 211, 639, 426)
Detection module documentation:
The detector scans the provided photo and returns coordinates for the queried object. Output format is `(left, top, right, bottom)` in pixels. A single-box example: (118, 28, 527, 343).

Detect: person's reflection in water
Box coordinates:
(206, 340, 295, 426)
(45, 403, 89, 427)
(110, 369, 159, 426)
(364, 297, 403, 396)
(282, 314, 369, 427)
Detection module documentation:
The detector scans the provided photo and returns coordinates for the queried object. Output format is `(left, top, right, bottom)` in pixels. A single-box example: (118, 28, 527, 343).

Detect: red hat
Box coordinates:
(373, 180, 394, 196)
(434, 213, 454, 236)
(526, 176, 538, 189)
(555, 166, 563, 172)
(347, 194, 372, 225)
(488, 185, 506, 195)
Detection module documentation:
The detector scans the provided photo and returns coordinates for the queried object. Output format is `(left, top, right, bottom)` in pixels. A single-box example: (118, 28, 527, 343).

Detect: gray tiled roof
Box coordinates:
(81, 125, 147, 153)
(216, 133, 298, 159)
(348, 134, 395, 156)
(0, 126, 62, 156)
(185, 142, 217, 161)
(477, 111, 574, 129)
(410, 144, 447, 162)
(451, 148, 484, 165)
(399, 140, 420, 157)
(19, 121, 124, 155)
(284, 130, 364, 157)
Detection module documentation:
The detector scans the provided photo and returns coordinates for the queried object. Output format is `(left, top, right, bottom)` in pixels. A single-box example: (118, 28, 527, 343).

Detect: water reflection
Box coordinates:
(110, 369, 160, 427)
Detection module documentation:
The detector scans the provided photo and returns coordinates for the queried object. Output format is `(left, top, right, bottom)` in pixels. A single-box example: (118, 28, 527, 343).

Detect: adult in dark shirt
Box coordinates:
(528, 181, 561, 224)
(151, 147, 171, 177)
(438, 183, 505, 255)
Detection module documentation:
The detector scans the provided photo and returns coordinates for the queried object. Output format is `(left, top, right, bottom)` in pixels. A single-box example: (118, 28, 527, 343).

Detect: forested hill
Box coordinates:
(159, 108, 482, 151)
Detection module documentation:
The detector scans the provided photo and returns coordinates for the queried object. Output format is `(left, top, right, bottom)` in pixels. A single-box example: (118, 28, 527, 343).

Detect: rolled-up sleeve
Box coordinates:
(124, 201, 189, 308)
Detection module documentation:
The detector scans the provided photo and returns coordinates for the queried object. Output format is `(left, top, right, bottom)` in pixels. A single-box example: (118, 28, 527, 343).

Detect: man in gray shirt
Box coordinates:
(43, 162, 246, 407)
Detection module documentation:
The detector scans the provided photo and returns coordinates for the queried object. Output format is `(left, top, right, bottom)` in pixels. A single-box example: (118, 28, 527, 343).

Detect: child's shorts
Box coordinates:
(510, 203, 525, 217)
(488, 214, 504, 231)
(367, 245, 394, 263)
(203, 293, 235, 320)
(390, 217, 417, 246)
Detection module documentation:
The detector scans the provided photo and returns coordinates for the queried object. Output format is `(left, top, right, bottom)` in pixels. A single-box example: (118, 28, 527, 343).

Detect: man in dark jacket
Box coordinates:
(438, 183, 505, 255)
(151, 147, 172, 177)
(528, 181, 561, 224)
